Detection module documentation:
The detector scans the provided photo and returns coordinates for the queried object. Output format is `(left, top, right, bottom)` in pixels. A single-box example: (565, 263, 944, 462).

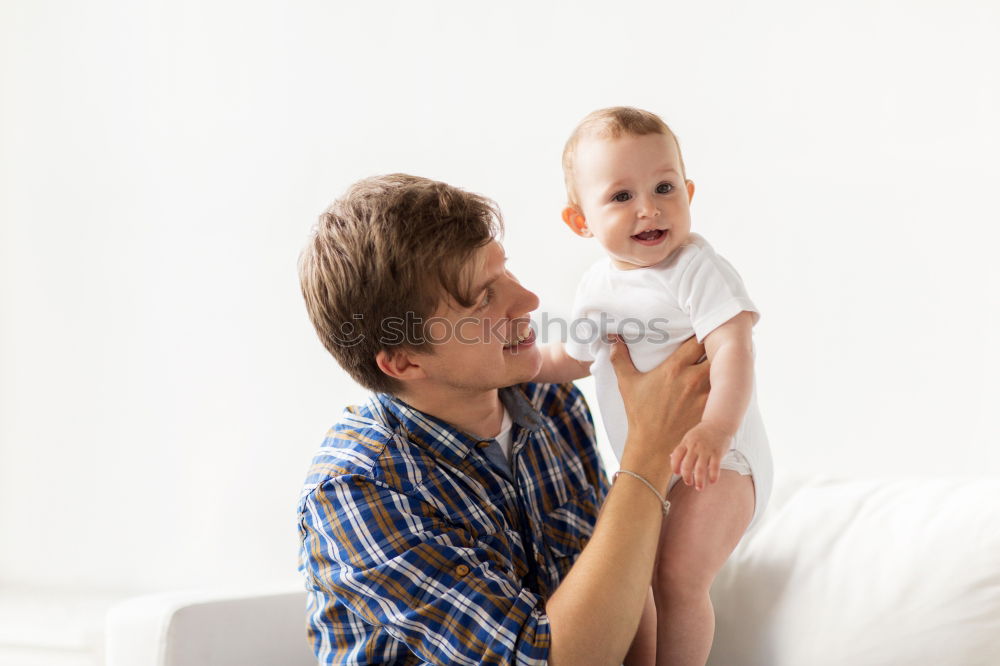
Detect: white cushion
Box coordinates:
(104, 477, 1000, 665)
(710, 476, 1000, 665)
(0, 587, 123, 666)
(105, 587, 315, 666)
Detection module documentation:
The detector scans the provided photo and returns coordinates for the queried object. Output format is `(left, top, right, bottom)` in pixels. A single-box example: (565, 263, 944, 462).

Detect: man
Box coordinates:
(297, 174, 710, 665)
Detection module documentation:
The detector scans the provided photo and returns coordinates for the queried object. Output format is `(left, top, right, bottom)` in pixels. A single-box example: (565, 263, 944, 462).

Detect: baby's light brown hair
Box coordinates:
(561, 106, 687, 206)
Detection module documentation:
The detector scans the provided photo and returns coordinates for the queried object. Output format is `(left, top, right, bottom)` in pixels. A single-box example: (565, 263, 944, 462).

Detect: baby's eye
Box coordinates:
(656, 182, 674, 194)
(612, 191, 632, 203)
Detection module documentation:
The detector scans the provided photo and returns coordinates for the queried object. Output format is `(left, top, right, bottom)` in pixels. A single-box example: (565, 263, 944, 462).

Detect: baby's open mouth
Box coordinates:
(631, 229, 667, 244)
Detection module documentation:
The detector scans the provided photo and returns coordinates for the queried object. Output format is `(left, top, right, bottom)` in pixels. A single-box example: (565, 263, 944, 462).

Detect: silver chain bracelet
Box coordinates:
(613, 469, 672, 517)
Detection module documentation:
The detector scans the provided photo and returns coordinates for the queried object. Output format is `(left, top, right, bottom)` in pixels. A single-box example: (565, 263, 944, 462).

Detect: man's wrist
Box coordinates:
(613, 470, 671, 516)
(619, 440, 674, 492)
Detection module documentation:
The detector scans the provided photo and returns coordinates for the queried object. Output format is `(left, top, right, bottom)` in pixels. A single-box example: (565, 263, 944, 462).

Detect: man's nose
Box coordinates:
(511, 281, 540, 317)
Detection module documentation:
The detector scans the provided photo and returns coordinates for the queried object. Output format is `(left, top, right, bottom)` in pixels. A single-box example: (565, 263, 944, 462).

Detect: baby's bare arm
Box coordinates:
(700, 311, 756, 437)
(702, 310, 753, 437)
(534, 341, 593, 383)
(670, 311, 756, 489)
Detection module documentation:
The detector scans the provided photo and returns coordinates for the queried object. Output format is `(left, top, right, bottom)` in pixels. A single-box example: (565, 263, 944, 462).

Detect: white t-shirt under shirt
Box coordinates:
(495, 404, 514, 463)
(565, 232, 773, 526)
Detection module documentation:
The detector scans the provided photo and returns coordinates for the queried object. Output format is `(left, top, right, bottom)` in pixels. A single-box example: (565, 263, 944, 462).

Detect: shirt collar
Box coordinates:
(374, 384, 543, 466)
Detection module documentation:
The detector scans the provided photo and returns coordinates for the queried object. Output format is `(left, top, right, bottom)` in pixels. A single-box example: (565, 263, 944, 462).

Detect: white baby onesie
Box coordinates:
(564, 233, 773, 528)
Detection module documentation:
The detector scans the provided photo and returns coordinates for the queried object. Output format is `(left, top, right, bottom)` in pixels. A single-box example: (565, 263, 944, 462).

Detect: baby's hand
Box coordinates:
(670, 422, 732, 491)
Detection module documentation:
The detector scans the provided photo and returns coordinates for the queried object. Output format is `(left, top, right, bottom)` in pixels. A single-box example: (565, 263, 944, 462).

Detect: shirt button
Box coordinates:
(476, 441, 491, 449)
(455, 564, 470, 577)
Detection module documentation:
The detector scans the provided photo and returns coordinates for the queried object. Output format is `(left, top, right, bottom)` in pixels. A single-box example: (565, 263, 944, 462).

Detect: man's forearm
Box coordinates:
(545, 444, 673, 666)
(623, 586, 656, 665)
(543, 334, 710, 664)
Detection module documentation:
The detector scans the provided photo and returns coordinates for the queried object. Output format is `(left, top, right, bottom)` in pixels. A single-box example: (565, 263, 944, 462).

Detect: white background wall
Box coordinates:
(1, 0, 998, 597)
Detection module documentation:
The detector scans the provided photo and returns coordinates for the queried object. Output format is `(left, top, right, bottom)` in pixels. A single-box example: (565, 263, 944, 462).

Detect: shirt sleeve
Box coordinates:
(675, 245, 760, 343)
(564, 382, 611, 505)
(299, 474, 552, 666)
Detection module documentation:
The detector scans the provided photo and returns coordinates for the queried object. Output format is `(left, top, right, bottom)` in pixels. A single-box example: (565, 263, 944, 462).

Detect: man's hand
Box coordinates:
(671, 421, 732, 491)
(608, 334, 711, 482)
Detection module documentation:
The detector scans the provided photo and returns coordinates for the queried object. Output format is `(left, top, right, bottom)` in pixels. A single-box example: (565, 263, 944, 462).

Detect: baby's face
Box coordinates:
(571, 133, 694, 270)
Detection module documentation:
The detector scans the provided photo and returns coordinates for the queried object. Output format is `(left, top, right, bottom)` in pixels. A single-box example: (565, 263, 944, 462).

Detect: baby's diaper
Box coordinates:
(667, 449, 751, 493)
(665, 449, 764, 531)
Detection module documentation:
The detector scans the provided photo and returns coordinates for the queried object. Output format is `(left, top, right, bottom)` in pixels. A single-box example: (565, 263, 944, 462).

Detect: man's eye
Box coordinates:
(656, 182, 674, 194)
(612, 192, 631, 202)
(478, 287, 495, 310)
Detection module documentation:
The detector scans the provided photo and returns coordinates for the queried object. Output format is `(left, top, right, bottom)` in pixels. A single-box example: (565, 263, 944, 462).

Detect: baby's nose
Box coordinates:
(639, 198, 661, 217)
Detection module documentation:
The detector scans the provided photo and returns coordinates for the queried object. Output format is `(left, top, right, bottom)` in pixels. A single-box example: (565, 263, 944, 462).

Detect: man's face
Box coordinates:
(413, 240, 542, 392)
(574, 132, 694, 270)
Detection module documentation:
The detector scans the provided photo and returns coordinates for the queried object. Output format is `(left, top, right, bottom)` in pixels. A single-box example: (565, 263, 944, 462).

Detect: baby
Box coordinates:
(534, 107, 774, 666)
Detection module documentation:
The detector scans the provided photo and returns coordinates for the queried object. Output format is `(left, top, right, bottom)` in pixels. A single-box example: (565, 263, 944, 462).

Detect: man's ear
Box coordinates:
(686, 180, 696, 203)
(375, 348, 426, 382)
(561, 206, 593, 238)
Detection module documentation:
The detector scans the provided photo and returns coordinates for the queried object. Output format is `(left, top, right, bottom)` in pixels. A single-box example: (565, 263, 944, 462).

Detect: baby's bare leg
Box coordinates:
(652, 471, 754, 666)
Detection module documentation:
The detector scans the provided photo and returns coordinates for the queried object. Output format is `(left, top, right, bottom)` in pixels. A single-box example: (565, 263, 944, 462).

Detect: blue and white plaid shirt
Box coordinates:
(297, 381, 610, 665)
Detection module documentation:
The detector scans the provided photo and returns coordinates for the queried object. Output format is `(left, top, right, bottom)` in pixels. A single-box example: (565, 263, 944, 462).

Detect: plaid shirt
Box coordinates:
(297, 381, 610, 665)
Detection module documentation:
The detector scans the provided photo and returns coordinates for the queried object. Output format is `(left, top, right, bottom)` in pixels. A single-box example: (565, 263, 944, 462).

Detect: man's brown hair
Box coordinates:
(562, 106, 687, 206)
(298, 173, 503, 395)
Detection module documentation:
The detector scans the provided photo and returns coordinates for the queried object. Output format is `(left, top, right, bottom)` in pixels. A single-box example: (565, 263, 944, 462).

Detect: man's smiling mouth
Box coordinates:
(503, 327, 536, 350)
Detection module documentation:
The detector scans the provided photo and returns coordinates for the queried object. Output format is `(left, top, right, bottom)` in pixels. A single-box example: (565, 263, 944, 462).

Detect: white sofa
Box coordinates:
(105, 587, 315, 666)
(105, 475, 1000, 665)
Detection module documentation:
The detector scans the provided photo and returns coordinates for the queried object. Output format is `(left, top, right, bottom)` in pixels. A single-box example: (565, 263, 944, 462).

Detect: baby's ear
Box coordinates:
(686, 180, 696, 203)
(561, 206, 592, 238)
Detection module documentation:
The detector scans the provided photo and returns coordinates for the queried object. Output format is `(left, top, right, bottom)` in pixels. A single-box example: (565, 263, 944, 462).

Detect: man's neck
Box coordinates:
(395, 385, 505, 441)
